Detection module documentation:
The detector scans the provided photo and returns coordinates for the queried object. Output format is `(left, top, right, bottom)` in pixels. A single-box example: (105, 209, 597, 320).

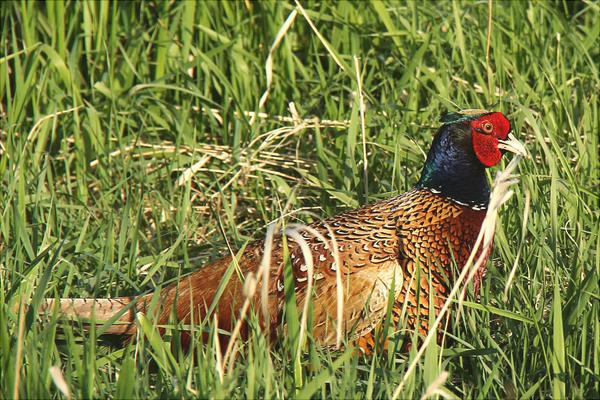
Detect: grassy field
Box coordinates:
(1, 1, 598, 398)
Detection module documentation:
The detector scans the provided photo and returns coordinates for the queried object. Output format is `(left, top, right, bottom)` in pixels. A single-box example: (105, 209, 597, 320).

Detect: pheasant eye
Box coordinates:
(482, 122, 493, 134)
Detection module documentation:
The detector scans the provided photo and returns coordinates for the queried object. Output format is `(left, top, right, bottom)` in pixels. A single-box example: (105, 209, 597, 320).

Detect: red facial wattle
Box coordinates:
(470, 112, 512, 167)
(472, 131, 502, 167)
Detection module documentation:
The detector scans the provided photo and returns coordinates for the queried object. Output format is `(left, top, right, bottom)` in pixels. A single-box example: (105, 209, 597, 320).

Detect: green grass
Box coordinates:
(1, 0, 598, 398)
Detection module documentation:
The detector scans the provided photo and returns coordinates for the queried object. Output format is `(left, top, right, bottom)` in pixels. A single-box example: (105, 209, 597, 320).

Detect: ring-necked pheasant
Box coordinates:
(39, 110, 526, 353)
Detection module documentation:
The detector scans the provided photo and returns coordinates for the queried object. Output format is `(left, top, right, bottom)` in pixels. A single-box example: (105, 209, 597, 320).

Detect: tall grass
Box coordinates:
(0, 1, 598, 398)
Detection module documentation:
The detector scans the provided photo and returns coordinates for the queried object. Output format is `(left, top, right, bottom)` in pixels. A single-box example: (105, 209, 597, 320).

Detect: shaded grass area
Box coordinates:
(0, 1, 598, 398)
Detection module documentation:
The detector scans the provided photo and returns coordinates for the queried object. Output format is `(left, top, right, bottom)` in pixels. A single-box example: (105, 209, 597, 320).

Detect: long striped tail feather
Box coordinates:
(39, 297, 140, 335)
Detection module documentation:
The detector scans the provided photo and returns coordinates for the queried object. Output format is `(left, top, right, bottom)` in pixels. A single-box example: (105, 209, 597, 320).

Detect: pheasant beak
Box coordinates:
(498, 133, 527, 158)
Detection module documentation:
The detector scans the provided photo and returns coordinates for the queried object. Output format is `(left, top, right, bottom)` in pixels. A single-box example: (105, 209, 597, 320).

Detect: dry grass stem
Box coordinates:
(286, 223, 345, 348)
(504, 189, 530, 300)
(201, 107, 351, 128)
(49, 366, 71, 400)
(176, 155, 211, 187)
(253, 9, 298, 125)
(213, 314, 224, 384)
(284, 228, 315, 361)
(419, 371, 450, 400)
(13, 296, 26, 400)
(392, 155, 523, 400)
(354, 56, 369, 198)
(26, 106, 84, 142)
(259, 224, 277, 338)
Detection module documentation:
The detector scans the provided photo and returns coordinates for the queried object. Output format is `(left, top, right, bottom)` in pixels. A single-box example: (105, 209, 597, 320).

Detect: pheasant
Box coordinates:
(38, 110, 526, 353)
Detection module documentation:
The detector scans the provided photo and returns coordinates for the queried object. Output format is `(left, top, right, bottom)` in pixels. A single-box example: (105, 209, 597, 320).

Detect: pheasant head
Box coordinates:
(416, 110, 526, 208)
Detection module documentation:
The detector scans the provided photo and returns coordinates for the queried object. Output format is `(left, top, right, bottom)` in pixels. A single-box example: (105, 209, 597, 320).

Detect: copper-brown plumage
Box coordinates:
(42, 189, 486, 351)
(39, 110, 526, 353)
